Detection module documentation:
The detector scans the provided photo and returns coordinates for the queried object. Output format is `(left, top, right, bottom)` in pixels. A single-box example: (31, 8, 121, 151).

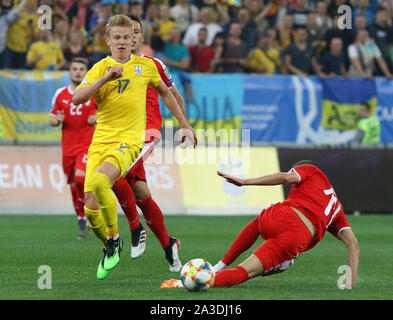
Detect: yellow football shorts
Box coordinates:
(84, 141, 141, 192)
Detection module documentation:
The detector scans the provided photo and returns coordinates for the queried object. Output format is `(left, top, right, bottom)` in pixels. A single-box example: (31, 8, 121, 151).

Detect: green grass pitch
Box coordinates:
(0, 214, 392, 300)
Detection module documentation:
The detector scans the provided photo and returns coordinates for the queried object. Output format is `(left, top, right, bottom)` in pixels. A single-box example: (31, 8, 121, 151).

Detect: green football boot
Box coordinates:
(97, 249, 110, 280)
(103, 237, 123, 271)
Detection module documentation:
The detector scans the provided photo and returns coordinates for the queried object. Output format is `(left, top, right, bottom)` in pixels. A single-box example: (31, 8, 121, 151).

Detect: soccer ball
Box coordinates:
(180, 258, 215, 292)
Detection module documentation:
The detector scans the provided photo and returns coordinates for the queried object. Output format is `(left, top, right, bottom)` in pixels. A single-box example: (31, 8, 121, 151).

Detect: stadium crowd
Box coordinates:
(1, 0, 393, 78)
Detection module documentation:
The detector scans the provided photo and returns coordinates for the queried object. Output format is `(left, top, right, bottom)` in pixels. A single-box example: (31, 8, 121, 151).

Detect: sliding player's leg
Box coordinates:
(212, 216, 260, 273)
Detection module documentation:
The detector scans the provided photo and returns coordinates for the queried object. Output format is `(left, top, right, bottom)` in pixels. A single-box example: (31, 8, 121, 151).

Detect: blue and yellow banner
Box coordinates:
(160, 72, 243, 142)
(320, 78, 377, 130)
(1, 71, 393, 144)
(0, 70, 69, 141)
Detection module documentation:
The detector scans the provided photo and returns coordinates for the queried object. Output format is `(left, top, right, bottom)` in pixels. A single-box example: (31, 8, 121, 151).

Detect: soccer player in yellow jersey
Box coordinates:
(72, 15, 196, 279)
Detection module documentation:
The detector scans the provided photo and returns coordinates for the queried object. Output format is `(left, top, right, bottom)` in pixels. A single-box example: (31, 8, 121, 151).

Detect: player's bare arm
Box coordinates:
(338, 228, 359, 289)
(217, 171, 299, 186)
(49, 110, 64, 127)
(155, 81, 197, 148)
(170, 86, 187, 119)
(72, 67, 123, 105)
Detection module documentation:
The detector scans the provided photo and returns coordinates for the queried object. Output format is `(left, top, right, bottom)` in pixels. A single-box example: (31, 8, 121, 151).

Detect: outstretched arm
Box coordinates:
(217, 170, 299, 186)
(155, 81, 197, 148)
(338, 228, 359, 289)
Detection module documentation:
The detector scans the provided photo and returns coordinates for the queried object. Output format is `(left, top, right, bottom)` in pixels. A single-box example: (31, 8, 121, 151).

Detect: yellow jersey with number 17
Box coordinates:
(77, 55, 162, 149)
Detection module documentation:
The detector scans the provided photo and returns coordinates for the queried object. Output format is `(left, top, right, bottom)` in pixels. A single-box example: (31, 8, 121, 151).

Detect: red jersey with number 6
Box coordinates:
(283, 165, 350, 251)
(144, 56, 174, 142)
(50, 85, 97, 156)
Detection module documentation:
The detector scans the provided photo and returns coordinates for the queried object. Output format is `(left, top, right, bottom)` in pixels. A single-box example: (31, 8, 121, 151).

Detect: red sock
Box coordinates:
(213, 266, 249, 287)
(73, 175, 86, 219)
(222, 217, 260, 266)
(70, 185, 85, 218)
(137, 196, 170, 248)
(112, 177, 140, 231)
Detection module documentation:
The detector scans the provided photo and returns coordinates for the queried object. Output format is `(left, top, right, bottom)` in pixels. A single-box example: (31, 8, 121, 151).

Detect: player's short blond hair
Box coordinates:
(105, 15, 133, 38)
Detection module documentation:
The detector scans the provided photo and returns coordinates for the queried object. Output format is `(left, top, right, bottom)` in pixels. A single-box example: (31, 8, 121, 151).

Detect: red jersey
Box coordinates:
(283, 165, 350, 251)
(144, 56, 174, 141)
(50, 86, 97, 156)
(188, 45, 215, 72)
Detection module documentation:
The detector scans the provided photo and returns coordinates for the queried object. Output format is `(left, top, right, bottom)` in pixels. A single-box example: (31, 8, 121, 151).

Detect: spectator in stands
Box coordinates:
(144, 2, 159, 26)
(117, 0, 129, 15)
(235, 6, 264, 53)
(317, 37, 347, 77)
(246, 31, 282, 74)
(3, 0, 38, 69)
(211, 31, 225, 72)
(244, 0, 271, 29)
(49, 0, 69, 23)
(130, 1, 151, 44)
(182, 7, 222, 46)
(353, 14, 367, 36)
(306, 12, 326, 57)
(59, 0, 93, 31)
(53, 19, 70, 51)
(271, 0, 289, 28)
(169, 0, 199, 35)
(324, 14, 355, 54)
(283, 26, 316, 76)
(286, 0, 310, 28)
(314, 0, 332, 32)
(0, 0, 27, 69)
(219, 22, 248, 73)
(188, 27, 216, 73)
(265, 26, 280, 50)
(63, 29, 90, 67)
(26, 28, 66, 70)
(89, 0, 112, 65)
(162, 26, 190, 73)
(347, 29, 393, 78)
(277, 13, 294, 50)
(353, 102, 381, 145)
(156, 4, 177, 42)
(352, 0, 375, 26)
(368, 7, 393, 74)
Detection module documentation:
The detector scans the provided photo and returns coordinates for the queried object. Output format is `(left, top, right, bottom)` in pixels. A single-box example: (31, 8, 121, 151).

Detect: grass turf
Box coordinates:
(0, 214, 392, 301)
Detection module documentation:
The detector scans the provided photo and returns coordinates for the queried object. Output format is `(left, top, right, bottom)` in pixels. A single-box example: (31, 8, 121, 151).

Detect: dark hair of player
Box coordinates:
(70, 57, 89, 69)
(292, 160, 317, 168)
(128, 14, 143, 34)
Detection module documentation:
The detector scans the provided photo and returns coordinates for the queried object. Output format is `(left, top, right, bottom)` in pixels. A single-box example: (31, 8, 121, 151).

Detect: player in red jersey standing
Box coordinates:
(163, 160, 360, 289)
(111, 15, 190, 272)
(50, 57, 97, 239)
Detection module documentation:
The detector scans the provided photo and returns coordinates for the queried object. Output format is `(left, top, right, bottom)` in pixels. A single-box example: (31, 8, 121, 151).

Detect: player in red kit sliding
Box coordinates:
(50, 58, 97, 239)
(162, 160, 359, 289)
(111, 15, 192, 272)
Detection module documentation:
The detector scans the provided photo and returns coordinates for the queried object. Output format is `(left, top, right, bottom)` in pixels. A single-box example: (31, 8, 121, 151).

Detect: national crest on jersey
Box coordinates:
(134, 65, 143, 75)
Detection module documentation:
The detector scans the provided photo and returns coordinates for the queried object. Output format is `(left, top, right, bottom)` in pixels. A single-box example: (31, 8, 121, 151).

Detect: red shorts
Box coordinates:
(125, 140, 155, 185)
(126, 161, 147, 185)
(253, 203, 312, 275)
(62, 152, 88, 184)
